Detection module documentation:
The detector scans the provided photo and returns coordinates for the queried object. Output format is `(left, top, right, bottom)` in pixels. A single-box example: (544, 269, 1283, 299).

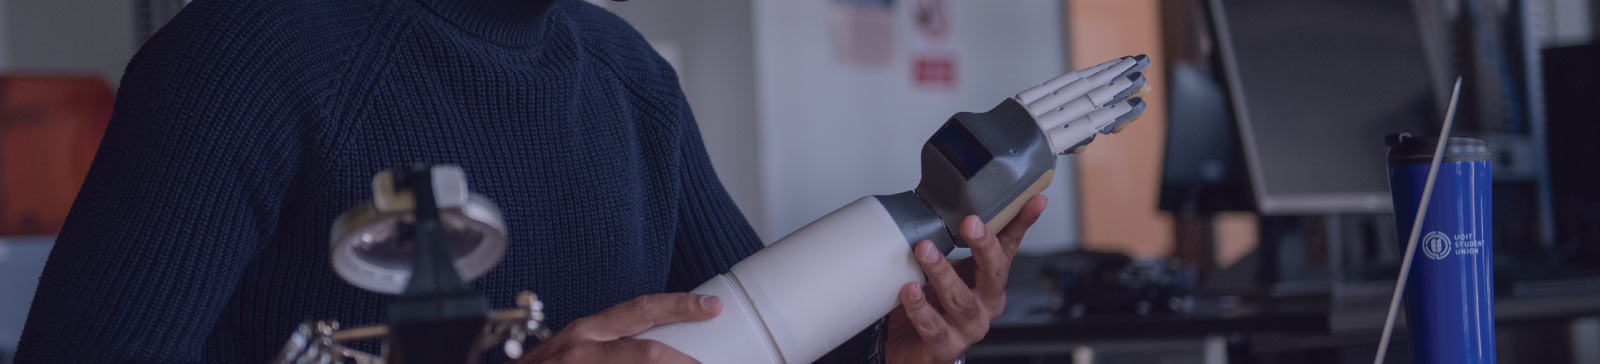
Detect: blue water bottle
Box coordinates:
(1385, 133, 1495, 363)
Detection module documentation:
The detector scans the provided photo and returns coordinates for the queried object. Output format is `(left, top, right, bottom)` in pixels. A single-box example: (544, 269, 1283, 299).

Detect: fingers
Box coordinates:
(1031, 94, 1098, 131)
(1023, 55, 1150, 157)
(962, 216, 1009, 303)
(569, 293, 722, 341)
(1047, 118, 1099, 154)
(996, 195, 1048, 254)
(1015, 56, 1128, 104)
(1023, 56, 1148, 115)
(1093, 97, 1147, 135)
(916, 241, 984, 326)
(1030, 71, 1148, 129)
(1047, 98, 1146, 154)
(527, 294, 715, 364)
(1093, 72, 1147, 106)
(590, 339, 700, 364)
(897, 282, 965, 355)
(543, 338, 699, 364)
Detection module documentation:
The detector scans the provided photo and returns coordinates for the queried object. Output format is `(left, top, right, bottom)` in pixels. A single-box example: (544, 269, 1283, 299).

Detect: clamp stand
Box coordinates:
(274, 164, 551, 364)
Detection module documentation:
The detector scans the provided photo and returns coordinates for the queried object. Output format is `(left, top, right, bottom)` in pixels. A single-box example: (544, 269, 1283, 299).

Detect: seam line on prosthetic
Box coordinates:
(725, 272, 789, 364)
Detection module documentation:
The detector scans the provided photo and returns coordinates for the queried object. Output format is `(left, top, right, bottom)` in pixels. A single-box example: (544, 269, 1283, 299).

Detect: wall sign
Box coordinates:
(830, 0, 898, 67)
(910, 0, 956, 90)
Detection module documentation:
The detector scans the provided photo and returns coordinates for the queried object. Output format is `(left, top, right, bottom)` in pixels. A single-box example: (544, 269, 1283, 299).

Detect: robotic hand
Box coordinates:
(634, 55, 1151, 364)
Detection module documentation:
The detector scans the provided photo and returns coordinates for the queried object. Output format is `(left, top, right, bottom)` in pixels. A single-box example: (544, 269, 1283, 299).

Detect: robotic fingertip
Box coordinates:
(1099, 98, 1146, 134)
(1118, 55, 1152, 78)
(1103, 72, 1148, 107)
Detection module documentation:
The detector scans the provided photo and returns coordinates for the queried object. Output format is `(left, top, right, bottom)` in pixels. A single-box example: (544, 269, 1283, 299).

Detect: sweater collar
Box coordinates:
(416, 0, 557, 47)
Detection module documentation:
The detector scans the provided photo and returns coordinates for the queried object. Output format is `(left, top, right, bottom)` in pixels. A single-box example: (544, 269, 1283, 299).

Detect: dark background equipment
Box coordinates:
(1540, 42, 1600, 279)
(1209, 0, 1438, 216)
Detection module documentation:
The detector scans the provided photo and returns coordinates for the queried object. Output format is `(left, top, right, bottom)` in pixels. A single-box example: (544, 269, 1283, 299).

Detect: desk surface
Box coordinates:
(984, 298, 1328, 344)
(980, 255, 1334, 345)
(983, 253, 1600, 347)
(980, 290, 1600, 346)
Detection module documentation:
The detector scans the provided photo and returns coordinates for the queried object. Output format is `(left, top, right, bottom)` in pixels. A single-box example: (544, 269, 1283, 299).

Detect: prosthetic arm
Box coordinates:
(633, 55, 1152, 364)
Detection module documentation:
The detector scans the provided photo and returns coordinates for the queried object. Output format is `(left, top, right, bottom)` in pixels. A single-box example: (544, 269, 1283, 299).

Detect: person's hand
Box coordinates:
(885, 195, 1047, 363)
(514, 293, 720, 364)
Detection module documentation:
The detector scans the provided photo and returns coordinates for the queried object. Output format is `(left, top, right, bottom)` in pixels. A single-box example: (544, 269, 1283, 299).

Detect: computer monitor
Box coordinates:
(1207, 0, 1439, 215)
(1158, 60, 1254, 213)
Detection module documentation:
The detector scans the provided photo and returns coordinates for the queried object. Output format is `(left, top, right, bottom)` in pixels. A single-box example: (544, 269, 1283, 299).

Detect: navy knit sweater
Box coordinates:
(16, 0, 869, 362)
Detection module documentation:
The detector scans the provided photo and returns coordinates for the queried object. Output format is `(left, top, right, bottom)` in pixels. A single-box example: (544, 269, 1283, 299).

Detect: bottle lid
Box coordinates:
(1385, 133, 1492, 165)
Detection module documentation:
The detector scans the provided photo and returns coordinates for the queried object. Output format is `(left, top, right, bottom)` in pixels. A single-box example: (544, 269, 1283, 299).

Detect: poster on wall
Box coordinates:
(910, 0, 956, 90)
(829, 0, 897, 67)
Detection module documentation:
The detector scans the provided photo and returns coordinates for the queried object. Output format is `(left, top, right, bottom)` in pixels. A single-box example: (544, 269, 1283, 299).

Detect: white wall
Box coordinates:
(752, 0, 1078, 253)
(0, 1, 138, 87)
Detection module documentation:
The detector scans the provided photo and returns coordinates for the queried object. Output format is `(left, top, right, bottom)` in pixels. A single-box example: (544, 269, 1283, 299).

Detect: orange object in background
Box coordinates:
(1069, 0, 1173, 258)
(0, 75, 113, 235)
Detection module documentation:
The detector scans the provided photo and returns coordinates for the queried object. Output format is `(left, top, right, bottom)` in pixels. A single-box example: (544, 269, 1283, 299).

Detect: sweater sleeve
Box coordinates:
(562, 0, 762, 293)
(661, 100, 764, 292)
(13, 3, 313, 362)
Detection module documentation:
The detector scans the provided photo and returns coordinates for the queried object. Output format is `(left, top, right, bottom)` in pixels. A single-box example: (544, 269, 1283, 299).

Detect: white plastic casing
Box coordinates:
(631, 274, 782, 363)
(634, 197, 923, 364)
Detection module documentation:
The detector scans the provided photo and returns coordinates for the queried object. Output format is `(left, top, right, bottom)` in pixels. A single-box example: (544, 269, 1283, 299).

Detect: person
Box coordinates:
(14, 0, 1044, 363)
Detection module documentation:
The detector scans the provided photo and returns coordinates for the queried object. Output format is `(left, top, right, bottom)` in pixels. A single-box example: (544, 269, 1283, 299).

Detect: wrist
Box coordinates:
(877, 318, 967, 364)
(869, 317, 889, 364)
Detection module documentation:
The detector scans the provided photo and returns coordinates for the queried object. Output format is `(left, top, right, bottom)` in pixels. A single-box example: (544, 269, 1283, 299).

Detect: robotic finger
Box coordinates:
(1015, 56, 1128, 104)
(1048, 98, 1146, 154)
(1021, 55, 1149, 116)
(1032, 72, 1148, 130)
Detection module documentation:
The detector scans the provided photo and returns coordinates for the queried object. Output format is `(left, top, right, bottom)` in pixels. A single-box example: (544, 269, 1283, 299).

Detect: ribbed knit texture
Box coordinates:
(14, 0, 871, 362)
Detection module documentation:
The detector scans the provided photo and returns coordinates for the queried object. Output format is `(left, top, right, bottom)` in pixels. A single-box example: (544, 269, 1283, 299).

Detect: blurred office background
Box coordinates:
(2, 0, 1599, 363)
